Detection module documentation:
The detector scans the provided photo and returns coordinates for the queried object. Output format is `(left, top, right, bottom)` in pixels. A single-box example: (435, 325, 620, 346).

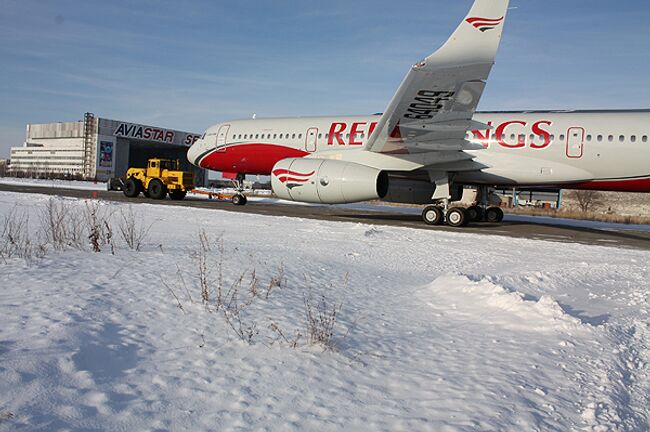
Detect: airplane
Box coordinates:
(187, 0, 650, 227)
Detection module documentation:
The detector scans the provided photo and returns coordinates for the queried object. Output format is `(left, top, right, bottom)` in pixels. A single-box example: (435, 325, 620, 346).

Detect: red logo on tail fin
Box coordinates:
(466, 16, 504, 32)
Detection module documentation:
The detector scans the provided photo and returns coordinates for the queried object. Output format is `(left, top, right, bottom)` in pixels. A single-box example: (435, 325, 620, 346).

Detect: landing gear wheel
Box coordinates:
(123, 178, 142, 198)
(485, 206, 504, 223)
(422, 206, 444, 225)
(148, 178, 167, 200)
(446, 207, 469, 227)
(466, 205, 485, 222)
(231, 194, 247, 206)
(169, 190, 186, 201)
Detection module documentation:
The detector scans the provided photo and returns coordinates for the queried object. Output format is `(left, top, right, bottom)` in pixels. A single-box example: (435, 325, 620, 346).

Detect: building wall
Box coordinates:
(10, 145, 85, 175)
(10, 115, 202, 182)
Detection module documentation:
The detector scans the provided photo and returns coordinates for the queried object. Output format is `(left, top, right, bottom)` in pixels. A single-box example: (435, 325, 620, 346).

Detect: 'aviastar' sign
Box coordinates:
(114, 123, 175, 144)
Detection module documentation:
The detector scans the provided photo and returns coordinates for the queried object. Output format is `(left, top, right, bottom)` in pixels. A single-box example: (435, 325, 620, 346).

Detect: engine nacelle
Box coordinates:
(271, 158, 389, 204)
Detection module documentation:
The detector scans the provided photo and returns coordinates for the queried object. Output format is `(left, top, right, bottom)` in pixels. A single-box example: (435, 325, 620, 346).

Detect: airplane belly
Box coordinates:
(461, 152, 595, 185)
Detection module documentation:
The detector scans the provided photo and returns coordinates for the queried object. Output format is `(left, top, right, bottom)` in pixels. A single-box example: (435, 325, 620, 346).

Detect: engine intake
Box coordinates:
(271, 158, 388, 204)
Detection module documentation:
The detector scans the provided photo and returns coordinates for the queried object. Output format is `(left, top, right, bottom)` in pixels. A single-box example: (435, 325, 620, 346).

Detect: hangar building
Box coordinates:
(9, 113, 203, 182)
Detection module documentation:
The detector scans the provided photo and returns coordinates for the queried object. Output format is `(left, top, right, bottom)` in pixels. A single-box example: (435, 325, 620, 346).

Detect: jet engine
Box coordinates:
(271, 158, 388, 204)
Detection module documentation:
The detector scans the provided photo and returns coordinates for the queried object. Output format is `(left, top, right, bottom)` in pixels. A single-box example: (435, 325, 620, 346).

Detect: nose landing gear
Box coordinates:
(230, 173, 248, 206)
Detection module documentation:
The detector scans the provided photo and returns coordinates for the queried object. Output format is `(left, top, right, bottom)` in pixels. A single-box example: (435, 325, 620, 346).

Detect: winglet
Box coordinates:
(423, 0, 510, 68)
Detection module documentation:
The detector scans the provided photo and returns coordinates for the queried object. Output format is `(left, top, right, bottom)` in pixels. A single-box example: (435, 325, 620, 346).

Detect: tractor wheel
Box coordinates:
(148, 179, 167, 200)
(169, 190, 187, 201)
(123, 178, 142, 198)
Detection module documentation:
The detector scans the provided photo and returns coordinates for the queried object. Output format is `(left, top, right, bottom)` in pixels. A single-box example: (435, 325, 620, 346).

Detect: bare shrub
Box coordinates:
(117, 206, 150, 251)
(220, 269, 259, 343)
(569, 190, 603, 212)
(40, 198, 84, 250)
(303, 291, 343, 349)
(84, 201, 114, 253)
(0, 206, 46, 263)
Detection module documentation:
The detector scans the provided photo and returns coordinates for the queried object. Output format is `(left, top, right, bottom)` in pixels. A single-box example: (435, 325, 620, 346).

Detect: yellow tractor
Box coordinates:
(123, 158, 194, 200)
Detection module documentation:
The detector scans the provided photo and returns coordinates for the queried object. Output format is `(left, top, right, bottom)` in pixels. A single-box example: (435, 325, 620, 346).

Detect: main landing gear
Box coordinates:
(421, 204, 503, 227)
(230, 173, 247, 206)
(421, 185, 504, 227)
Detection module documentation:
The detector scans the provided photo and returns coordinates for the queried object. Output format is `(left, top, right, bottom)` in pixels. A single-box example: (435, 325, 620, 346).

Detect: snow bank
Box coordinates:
(424, 274, 587, 333)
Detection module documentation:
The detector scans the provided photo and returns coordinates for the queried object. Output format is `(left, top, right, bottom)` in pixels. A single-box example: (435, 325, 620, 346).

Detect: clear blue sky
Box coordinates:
(1, 0, 649, 157)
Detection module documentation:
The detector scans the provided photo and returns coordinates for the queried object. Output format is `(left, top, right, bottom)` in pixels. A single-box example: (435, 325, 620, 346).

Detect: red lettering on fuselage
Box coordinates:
(327, 121, 379, 146)
(496, 120, 527, 148)
(471, 120, 554, 150)
(328, 123, 347, 145)
(349, 122, 365, 145)
(531, 121, 552, 149)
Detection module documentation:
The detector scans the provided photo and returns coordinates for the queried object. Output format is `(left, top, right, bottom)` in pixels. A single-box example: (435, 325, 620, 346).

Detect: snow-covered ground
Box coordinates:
(0, 191, 648, 431)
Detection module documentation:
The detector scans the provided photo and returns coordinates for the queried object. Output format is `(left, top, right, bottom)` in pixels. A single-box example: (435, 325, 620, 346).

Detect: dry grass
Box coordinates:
(508, 207, 650, 225)
(117, 206, 151, 251)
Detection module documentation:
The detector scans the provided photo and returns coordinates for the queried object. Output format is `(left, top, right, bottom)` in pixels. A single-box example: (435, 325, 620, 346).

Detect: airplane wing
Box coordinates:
(365, 0, 510, 156)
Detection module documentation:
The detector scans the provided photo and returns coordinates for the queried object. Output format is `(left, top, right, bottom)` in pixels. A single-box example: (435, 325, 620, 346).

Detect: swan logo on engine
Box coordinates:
(466, 16, 504, 32)
(272, 169, 315, 189)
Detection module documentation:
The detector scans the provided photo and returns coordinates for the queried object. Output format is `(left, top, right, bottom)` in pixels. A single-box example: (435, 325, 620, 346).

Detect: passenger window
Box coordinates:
(318, 133, 322, 139)
(608, 135, 614, 142)
(586, 135, 592, 141)
(292, 133, 296, 139)
(298, 134, 302, 139)
(559, 134, 565, 141)
(550, 134, 555, 140)
(255, 134, 259, 139)
(619, 135, 625, 142)
(279, 134, 283, 139)
(244, 134, 248, 139)
(643, 136, 648, 142)
(529, 134, 534, 141)
(273, 134, 277, 139)
(597, 135, 603, 142)
(631, 135, 637, 143)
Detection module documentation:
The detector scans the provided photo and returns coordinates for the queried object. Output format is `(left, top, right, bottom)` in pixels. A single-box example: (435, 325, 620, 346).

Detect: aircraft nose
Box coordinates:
(187, 140, 203, 167)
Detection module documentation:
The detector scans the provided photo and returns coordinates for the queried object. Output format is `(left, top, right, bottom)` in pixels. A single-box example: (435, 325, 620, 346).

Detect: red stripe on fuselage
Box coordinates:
(199, 143, 309, 175)
(569, 177, 650, 193)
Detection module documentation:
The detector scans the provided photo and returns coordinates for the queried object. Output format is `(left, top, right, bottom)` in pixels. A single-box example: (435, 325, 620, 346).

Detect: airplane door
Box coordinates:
(305, 128, 318, 152)
(216, 124, 230, 152)
(566, 127, 584, 158)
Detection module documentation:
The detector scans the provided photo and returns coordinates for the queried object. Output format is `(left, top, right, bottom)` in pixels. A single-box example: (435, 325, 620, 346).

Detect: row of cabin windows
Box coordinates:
(232, 133, 366, 141)
(466, 132, 649, 143)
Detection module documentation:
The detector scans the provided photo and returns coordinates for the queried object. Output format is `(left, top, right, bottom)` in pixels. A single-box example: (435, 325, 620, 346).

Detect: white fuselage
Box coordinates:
(188, 110, 650, 192)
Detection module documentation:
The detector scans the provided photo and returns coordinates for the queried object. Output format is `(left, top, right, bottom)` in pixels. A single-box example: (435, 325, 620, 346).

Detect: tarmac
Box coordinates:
(1, 183, 649, 250)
